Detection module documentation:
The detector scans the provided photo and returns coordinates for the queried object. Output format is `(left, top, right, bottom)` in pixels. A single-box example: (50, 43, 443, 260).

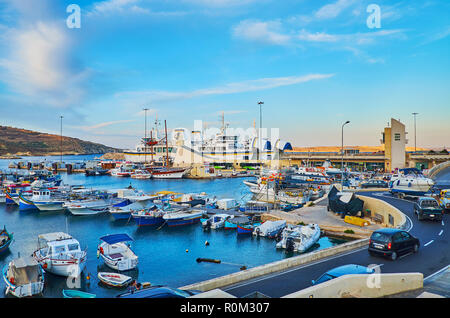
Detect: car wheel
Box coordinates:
(413, 244, 419, 253)
(390, 252, 398, 261)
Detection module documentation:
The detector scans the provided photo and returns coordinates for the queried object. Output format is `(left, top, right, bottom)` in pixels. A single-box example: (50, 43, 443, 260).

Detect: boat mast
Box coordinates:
(150, 130, 154, 163)
(165, 120, 169, 168)
(143, 108, 149, 164)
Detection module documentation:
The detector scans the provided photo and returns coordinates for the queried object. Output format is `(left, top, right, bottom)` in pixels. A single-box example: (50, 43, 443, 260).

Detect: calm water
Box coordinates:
(0, 155, 345, 298)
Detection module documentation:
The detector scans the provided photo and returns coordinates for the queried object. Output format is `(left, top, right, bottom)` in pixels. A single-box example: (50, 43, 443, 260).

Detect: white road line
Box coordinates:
(424, 240, 434, 247)
(438, 230, 443, 236)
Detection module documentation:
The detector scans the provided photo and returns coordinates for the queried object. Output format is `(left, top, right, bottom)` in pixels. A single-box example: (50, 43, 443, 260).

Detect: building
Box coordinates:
(381, 118, 408, 171)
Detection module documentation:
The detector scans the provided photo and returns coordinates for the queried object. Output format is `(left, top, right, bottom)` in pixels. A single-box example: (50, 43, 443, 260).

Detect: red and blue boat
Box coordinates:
(0, 227, 13, 254)
(162, 209, 204, 227)
(131, 206, 165, 227)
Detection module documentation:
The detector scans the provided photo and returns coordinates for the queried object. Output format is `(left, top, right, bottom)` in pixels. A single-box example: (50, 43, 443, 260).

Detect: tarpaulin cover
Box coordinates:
(100, 233, 133, 245)
(328, 186, 364, 216)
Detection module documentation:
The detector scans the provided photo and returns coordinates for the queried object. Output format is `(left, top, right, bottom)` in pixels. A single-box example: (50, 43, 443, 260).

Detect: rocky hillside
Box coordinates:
(0, 126, 121, 156)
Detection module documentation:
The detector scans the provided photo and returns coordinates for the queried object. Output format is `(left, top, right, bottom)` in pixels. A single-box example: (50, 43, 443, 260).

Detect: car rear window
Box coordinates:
(371, 232, 390, 243)
(421, 200, 439, 208)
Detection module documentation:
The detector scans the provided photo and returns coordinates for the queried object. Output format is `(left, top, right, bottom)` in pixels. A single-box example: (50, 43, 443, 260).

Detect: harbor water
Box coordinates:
(0, 155, 346, 298)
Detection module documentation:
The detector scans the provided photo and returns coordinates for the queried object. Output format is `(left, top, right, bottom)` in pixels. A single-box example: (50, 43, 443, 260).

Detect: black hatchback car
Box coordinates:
(414, 197, 443, 221)
(368, 228, 420, 261)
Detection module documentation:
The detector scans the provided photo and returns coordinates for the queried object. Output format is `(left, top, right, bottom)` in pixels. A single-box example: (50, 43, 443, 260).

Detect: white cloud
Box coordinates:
(181, 0, 259, 7)
(0, 21, 88, 108)
(297, 30, 338, 42)
(315, 0, 357, 20)
(116, 74, 335, 104)
(232, 20, 291, 45)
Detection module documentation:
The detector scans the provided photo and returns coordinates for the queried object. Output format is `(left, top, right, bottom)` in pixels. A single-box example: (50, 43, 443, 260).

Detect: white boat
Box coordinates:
(97, 272, 133, 288)
(109, 201, 154, 220)
(32, 232, 87, 277)
(202, 214, 234, 229)
(64, 198, 129, 216)
(2, 257, 45, 298)
(29, 188, 66, 212)
(131, 169, 152, 179)
(152, 167, 188, 179)
(162, 209, 204, 227)
(276, 223, 321, 253)
(97, 234, 138, 271)
(245, 182, 311, 205)
(390, 171, 434, 197)
(253, 220, 286, 238)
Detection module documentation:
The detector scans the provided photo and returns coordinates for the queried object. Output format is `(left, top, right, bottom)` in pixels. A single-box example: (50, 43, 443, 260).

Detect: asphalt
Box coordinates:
(221, 191, 449, 298)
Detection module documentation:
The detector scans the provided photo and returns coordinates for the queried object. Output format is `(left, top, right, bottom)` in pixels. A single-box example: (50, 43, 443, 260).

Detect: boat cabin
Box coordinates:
(36, 233, 82, 259)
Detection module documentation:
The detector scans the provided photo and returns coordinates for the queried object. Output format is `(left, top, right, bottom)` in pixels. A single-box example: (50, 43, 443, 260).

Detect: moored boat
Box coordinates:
(202, 214, 234, 230)
(97, 272, 133, 288)
(162, 209, 204, 227)
(253, 220, 286, 238)
(3, 257, 45, 298)
(97, 234, 138, 271)
(32, 232, 87, 277)
(62, 289, 96, 298)
(276, 223, 321, 253)
(131, 206, 165, 226)
(0, 226, 13, 254)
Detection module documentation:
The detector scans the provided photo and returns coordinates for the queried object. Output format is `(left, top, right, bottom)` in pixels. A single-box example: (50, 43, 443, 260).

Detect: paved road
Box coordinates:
(223, 191, 449, 298)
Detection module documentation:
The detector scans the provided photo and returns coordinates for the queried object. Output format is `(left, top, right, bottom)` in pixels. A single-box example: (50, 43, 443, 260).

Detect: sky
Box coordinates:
(0, 0, 449, 149)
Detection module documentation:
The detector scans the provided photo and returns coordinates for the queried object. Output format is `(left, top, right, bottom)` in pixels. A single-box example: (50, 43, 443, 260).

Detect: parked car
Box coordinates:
(368, 228, 420, 261)
(414, 197, 444, 221)
(360, 179, 388, 189)
(311, 264, 375, 285)
(436, 189, 450, 212)
(116, 285, 201, 298)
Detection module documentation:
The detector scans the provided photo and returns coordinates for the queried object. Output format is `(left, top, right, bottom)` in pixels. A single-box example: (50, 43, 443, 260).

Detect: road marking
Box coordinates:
(438, 230, 443, 236)
(424, 240, 434, 247)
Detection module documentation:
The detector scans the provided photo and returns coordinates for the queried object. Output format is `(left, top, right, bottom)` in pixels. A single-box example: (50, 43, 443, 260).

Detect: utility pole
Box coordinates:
(143, 108, 149, 164)
(412, 112, 418, 153)
(257, 101, 264, 163)
(341, 121, 350, 190)
(60, 115, 63, 164)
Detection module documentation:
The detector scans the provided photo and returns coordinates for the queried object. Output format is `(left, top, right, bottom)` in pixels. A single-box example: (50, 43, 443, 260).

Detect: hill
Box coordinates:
(0, 126, 121, 156)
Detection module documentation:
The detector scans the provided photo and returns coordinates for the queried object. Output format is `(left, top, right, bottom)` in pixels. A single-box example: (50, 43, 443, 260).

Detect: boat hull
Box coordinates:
(132, 215, 164, 226)
(237, 224, 253, 235)
(34, 201, 65, 211)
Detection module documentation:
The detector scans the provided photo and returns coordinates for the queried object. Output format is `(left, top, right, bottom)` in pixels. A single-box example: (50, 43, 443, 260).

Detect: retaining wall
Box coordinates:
(356, 194, 407, 229)
(181, 238, 369, 292)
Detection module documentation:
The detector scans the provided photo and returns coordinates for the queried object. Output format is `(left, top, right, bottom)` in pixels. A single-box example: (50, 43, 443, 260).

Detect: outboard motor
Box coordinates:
(255, 227, 261, 237)
(286, 237, 295, 252)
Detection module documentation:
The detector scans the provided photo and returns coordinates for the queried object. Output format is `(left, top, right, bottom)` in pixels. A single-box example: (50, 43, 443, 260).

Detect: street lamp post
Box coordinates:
(341, 120, 350, 190)
(60, 116, 63, 164)
(257, 101, 264, 162)
(143, 108, 149, 164)
(412, 112, 418, 153)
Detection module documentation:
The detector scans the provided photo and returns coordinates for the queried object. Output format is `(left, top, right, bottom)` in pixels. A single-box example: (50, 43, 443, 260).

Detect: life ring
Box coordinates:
(99, 247, 104, 254)
(10, 277, 14, 284)
(171, 195, 175, 200)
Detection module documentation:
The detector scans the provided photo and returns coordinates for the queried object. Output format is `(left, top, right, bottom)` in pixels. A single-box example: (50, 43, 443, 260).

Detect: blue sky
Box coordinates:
(0, 0, 449, 149)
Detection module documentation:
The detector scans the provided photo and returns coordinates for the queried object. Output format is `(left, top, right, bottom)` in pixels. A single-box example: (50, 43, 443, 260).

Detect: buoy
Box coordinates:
(186, 249, 189, 253)
(196, 258, 221, 264)
(240, 266, 247, 271)
(205, 241, 209, 246)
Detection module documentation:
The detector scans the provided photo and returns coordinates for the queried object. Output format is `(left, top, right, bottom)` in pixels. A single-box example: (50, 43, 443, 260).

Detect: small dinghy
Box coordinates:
(97, 234, 138, 271)
(98, 272, 133, 288)
(62, 289, 96, 298)
(253, 220, 286, 238)
(0, 226, 13, 254)
(3, 256, 45, 298)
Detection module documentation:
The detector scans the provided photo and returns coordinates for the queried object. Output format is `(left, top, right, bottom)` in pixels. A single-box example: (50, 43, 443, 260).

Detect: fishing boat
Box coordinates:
(32, 232, 87, 277)
(62, 290, 96, 298)
(152, 167, 188, 179)
(131, 169, 152, 179)
(276, 224, 321, 253)
(97, 234, 138, 271)
(65, 197, 130, 216)
(0, 226, 13, 254)
(98, 272, 133, 288)
(162, 208, 204, 227)
(26, 188, 66, 212)
(239, 200, 273, 215)
(131, 206, 165, 226)
(201, 214, 234, 230)
(18, 192, 38, 211)
(224, 216, 249, 230)
(253, 220, 286, 238)
(3, 257, 45, 298)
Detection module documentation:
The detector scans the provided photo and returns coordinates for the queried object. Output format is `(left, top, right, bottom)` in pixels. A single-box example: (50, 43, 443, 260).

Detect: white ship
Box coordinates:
(172, 116, 292, 165)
